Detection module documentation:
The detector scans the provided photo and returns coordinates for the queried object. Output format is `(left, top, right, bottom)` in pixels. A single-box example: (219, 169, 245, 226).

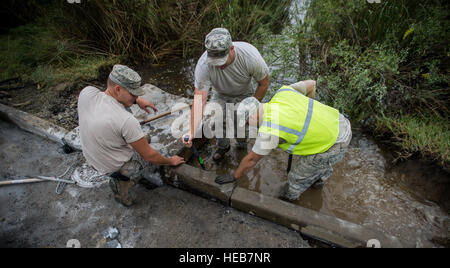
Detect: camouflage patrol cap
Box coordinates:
(108, 64, 145, 96)
(205, 28, 233, 66)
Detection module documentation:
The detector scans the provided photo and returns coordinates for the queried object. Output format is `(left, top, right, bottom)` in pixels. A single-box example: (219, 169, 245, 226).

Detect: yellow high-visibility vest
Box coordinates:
(258, 85, 339, 155)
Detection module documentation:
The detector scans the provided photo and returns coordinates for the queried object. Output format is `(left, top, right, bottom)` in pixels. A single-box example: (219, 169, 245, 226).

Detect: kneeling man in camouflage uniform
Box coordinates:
(77, 65, 184, 207)
(215, 80, 352, 201)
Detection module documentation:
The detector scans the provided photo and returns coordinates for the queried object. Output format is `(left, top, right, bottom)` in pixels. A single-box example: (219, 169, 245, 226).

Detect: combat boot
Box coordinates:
(279, 184, 298, 202)
(109, 176, 134, 207)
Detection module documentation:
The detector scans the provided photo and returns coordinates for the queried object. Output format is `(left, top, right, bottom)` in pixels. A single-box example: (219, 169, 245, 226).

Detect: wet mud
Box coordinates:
(188, 133, 449, 247)
(0, 120, 310, 248)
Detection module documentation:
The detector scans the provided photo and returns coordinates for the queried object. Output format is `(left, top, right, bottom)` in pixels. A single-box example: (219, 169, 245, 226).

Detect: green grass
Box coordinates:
(28, 56, 120, 89)
(0, 33, 31, 81)
(0, 24, 120, 88)
(376, 113, 450, 167)
(53, 0, 292, 62)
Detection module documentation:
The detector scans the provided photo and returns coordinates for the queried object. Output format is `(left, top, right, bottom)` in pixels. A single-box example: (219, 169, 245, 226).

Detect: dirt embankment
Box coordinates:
(0, 65, 115, 130)
(1, 81, 84, 130)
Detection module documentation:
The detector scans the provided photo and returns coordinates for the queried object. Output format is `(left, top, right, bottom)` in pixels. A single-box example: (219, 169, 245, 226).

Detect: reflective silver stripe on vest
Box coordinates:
(261, 121, 302, 137)
(286, 98, 314, 153)
(277, 87, 298, 94)
(265, 87, 315, 154)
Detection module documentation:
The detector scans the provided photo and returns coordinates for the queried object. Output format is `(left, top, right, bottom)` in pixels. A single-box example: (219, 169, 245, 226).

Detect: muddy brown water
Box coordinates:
(188, 136, 450, 248)
(139, 60, 450, 248)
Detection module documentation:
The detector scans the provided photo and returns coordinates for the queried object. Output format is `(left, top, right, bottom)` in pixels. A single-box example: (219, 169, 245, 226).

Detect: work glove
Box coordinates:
(215, 173, 236, 185)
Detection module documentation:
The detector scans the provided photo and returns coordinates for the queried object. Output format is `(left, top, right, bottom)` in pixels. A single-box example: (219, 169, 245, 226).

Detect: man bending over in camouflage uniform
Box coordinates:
(77, 65, 184, 207)
(215, 80, 352, 201)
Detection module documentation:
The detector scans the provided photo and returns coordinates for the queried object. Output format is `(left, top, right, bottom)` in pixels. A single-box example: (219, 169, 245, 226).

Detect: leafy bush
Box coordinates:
(321, 41, 405, 121)
(293, 0, 449, 166)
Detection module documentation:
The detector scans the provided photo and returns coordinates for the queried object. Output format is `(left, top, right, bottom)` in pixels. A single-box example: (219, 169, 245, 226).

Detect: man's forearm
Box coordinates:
(135, 96, 143, 106)
(131, 137, 176, 166)
(254, 85, 268, 102)
(253, 75, 269, 102)
(145, 150, 172, 166)
(234, 153, 262, 179)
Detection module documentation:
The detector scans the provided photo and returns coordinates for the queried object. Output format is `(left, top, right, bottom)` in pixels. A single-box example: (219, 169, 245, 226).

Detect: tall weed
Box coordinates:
(53, 0, 291, 62)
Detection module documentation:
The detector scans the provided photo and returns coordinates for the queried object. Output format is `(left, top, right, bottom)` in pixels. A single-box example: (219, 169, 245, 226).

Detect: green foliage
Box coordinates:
(28, 56, 119, 88)
(322, 41, 405, 120)
(376, 113, 450, 167)
(1, 0, 291, 87)
(253, 26, 301, 95)
(0, 23, 119, 87)
(208, 0, 290, 40)
(51, 0, 291, 62)
(292, 0, 449, 166)
(0, 0, 53, 31)
(297, 0, 449, 114)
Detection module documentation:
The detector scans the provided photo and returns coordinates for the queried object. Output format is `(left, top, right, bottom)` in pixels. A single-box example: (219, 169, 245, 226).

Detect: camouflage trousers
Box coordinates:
(284, 134, 352, 200)
(211, 91, 253, 149)
(114, 150, 160, 185)
(72, 136, 161, 187)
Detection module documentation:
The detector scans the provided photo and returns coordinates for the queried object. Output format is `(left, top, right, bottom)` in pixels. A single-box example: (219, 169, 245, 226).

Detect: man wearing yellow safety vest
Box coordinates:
(215, 80, 352, 201)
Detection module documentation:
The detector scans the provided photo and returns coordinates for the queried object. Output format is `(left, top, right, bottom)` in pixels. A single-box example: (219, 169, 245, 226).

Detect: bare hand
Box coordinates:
(136, 97, 158, 114)
(170, 155, 185, 166)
